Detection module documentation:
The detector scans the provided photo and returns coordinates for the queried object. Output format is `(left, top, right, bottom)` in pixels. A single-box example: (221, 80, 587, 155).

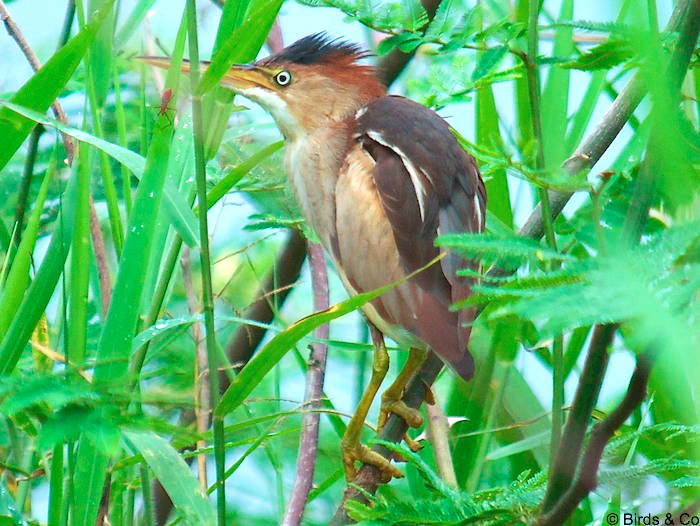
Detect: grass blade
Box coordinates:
(124, 430, 216, 525)
(0, 0, 115, 171)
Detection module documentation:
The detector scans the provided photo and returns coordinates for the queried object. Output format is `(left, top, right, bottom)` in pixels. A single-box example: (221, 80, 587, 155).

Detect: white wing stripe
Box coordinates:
(365, 130, 428, 221)
(473, 193, 483, 231)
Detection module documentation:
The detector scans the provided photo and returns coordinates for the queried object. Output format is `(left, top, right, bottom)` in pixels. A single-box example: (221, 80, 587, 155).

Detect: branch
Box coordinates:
(375, 0, 442, 85)
(541, 324, 616, 510)
(425, 394, 457, 488)
(282, 242, 330, 526)
(536, 352, 653, 526)
(180, 247, 210, 490)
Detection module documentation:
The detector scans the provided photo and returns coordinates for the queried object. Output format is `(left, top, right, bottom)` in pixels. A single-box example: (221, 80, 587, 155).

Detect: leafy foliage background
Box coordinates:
(0, 0, 699, 525)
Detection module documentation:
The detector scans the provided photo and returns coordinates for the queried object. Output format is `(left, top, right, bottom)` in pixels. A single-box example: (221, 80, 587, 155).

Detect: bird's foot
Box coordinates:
(378, 396, 424, 452)
(378, 396, 423, 429)
(341, 439, 404, 483)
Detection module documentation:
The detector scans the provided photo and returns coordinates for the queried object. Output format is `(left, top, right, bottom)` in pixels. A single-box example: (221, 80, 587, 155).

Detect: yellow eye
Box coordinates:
(274, 70, 292, 86)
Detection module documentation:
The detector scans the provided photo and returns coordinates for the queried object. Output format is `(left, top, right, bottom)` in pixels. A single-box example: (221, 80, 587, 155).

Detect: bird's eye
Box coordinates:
(274, 70, 292, 86)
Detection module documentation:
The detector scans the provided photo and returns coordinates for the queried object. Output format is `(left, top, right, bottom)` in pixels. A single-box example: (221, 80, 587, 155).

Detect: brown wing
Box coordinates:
(355, 95, 486, 379)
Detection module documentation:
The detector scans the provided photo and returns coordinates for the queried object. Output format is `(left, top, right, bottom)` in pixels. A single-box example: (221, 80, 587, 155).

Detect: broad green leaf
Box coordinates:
(88, 0, 116, 105)
(124, 430, 216, 525)
(0, 0, 115, 171)
(72, 16, 187, 524)
(475, 73, 512, 227)
(541, 0, 574, 172)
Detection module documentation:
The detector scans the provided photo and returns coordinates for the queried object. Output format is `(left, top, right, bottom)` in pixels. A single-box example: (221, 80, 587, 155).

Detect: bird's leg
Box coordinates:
(378, 347, 427, 452)
(341, 325, 403, 482)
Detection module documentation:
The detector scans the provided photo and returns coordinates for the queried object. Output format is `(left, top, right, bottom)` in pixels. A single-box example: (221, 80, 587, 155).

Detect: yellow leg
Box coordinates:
(378, 347, 427, 451)
(341, 326, 403, 482)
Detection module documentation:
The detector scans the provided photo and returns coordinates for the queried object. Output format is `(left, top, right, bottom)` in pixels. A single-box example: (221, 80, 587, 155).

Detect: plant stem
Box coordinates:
(541, 323, 616, 511)
(537, 352, 653, 526)
(282, 242, 330, 526)
(185, 1, 225, 523)
(540, 0, 700, 518)
(518, 0, 691, 241)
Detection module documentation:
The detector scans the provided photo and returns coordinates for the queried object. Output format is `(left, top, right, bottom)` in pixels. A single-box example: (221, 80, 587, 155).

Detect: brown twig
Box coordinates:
(89, 197, 112, 317)
(374, 0, 441, 85)
(536, 352, 653, 526)
(282, 242, 330, 526)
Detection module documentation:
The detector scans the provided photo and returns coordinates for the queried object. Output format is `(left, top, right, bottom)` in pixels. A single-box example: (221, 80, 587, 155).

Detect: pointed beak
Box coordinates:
(136, 57, 275, 93)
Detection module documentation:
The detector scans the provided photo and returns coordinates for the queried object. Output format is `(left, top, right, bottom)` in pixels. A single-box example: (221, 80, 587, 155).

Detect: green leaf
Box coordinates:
(561, 39, 635, 71)
(0, 171, 79, 375)
(376, 33, 422, 56)
(196, 0, 283, 95)
(124, 430, 216, 525)
(72, 17, 187, 525)
(0, 165, 51, 336)
(0, 0, 115, 171)
(206, 141, 283, 205)
(115, 0, 158, 48)
(472, 45, 508, 81)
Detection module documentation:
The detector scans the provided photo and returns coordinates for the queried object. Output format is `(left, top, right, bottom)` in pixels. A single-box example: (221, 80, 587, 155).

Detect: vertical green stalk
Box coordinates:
(113, 65, 132, 213)
(68, 147, 91, 365)
(526, 0, 563, 461)
(75, 0, 124, 256)
(140, 463, 155, 526)
(526, 0, 555, 247)
(48, 443, 64, 526)
(185, 2, 225, 523)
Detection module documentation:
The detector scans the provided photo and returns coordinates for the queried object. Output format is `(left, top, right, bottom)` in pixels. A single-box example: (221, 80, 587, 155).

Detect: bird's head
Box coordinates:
(140, 33, 386, 140)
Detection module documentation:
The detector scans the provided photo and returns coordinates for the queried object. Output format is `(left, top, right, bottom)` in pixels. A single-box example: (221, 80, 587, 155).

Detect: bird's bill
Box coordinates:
(137, 56, 275, 93)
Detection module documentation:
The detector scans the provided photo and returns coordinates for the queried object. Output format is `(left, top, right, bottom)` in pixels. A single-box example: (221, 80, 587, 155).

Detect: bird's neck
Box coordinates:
(284, 121, 353, 250)
(279, 92, 381, 142)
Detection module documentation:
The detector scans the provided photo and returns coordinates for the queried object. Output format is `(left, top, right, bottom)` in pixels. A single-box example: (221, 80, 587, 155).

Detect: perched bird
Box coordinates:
(141, 32, 486, 482)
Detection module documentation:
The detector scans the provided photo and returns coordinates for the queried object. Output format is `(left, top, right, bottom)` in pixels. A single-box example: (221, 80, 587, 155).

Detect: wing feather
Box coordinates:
(355, 96, 486, 378)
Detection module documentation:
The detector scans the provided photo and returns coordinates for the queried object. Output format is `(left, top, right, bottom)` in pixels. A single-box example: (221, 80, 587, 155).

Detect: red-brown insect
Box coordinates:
(158, 88, 173, 117)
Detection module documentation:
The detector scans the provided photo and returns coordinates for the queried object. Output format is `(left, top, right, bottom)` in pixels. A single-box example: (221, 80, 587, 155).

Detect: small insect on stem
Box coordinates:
(159, 88, 173, 117)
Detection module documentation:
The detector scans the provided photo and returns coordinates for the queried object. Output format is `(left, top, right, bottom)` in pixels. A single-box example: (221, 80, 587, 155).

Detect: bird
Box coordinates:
(140, 32, 486, 482)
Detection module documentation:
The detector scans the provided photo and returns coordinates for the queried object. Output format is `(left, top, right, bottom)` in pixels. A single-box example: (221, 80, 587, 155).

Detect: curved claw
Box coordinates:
(378, 397, 423, 431)
(342, 441, 404, 483)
